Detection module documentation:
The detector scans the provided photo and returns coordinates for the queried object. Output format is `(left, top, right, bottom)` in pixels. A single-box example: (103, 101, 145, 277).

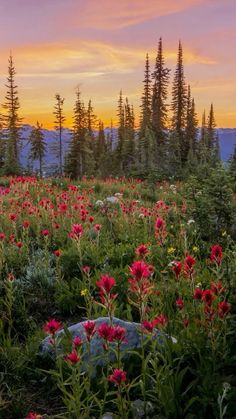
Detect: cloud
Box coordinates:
(62, 0, 209, 30)
(0, 39, 216, 83)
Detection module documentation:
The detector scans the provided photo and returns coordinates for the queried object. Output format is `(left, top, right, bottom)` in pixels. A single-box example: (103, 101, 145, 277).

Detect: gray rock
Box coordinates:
(39, 317, 175, 373)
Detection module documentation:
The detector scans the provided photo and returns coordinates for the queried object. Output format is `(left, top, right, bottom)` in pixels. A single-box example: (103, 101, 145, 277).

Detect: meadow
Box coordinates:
(0, 170, 235, 418)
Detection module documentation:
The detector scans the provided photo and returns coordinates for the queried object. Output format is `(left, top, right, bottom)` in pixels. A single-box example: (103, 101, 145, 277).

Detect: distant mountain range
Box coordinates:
(19, 125, 236, 173)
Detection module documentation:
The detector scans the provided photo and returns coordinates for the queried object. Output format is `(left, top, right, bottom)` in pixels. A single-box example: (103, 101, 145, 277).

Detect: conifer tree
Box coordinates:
(85, 99, 96, 175)
(3, 54, 22, 175)
(0, 116, 5, 170)
(152, 38, 170, 163)
(123, 98, 135, 173)
(186, 97, 198, 167)
(53, 94, 66, 176)
(171, 41, 187, 166)
(228, 145, 236, 181)
(29, 121, 46, 178)
(65, 89, 86, 178)
(207, 104, 220, 164)
(95, 120, 106, 175)
(138, 53, 155, 172)
(199, 110, 208, 164)
(115, 90, 125, 173)
(185, 86, 198, 166)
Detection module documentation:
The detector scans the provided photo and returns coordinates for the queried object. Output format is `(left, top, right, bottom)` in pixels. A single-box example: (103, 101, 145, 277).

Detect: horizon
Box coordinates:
(0, 0, 235, 128)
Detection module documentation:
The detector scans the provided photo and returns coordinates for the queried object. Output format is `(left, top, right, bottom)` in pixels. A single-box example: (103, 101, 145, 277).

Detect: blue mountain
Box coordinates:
(19, 125, 236, 174)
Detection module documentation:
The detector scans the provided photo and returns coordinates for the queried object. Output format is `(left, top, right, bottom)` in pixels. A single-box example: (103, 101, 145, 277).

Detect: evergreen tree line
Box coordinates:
(0, 41, 223, 179)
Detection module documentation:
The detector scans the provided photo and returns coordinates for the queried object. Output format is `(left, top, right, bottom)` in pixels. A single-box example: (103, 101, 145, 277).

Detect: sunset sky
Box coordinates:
(0, 0, 235, 128)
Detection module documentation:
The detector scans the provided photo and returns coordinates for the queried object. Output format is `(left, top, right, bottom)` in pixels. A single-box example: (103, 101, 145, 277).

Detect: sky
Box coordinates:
(0, 0, 235, 128)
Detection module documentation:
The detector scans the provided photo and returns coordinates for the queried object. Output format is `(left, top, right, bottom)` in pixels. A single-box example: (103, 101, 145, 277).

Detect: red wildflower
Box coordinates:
(112, 325, 127, 343)
(154, 217, 167, 245)
(155, 217, 165, 229)
(16, 241, 23, 248)
(218, 301, 231, 318)
(184, 255, 196, 277)
(9, 213, 17, 222)
(193, 288, 203, 300)
(154, 314, 168, 327)
(0, 232, 6, 240)
(211, 281, 224, 295)
(98, 323, 114, 342)
(108, 368, 127, 386)
(53, 223, 60, 230)
(210, 244, 223, 265)
(53, 249, 62, 257)
(41, 229, 49, 237)
(202, 289, 214, 306)
(142, 320, 155, 333)
(64, 350, 80, 364)
(135, 244, 149, 258)
(7, 272, 15, 282)
(72, 223, 83, 236)
(43, 319, 63, 336)
(22, 220, 30, 229)
(94, 223, 102, 232)
(171, 261, 182, 279)
(89, 216, 94, 223)
(83, 320, 96, 341)
(25, 413, 42, 419)
(97, 273, 115, 291)
(72, 336, 83, 348)
(129, 260, 152, 280)
(82, 265, 91, 275)
(182, 319, 189, 328)
(176, 298, 184, 309)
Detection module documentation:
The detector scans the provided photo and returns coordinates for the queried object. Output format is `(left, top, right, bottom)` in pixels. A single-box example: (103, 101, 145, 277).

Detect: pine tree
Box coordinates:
(0, 115, 5, 170)
(115, 90, 125, 173)
(85, 99, 96, 175)
(3, 54, 22, 175)
(152, 38, 170, 163)
(171, 41, 187, 166)
(53, 94, 66, 176)
(199, 110, 208, 164)
(95, 120, 106, 171)
(123, 98, 135, 173)
(65, 89, 86, 179)
(228, 145, 236, 181)
(185, 86, 198, 166)
(138, 53, 155, 172)
(29, 122, 46, 178)
(207, 104, 220, 164)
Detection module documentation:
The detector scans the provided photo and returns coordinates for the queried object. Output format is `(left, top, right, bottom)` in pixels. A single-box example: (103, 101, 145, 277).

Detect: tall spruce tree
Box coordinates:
(207, 103, 220, 164)
(3, 54, 22, 175)
(185, 86, 198, 165)
(171, 41, 187, 167)
(199, 110, 208, 164)
(0, 115, 5, 170)
(85, 99, 96, 175)
(65, 89, 87, 178)
(95, 120, 106, 174)
(138, 53, 155, 172)
(115, 90, 125, 173)
(123, 98, 135, 173)
(53, 94, 66, 176)
(152, 38, 170, 164)
(29, 121, 46, 178)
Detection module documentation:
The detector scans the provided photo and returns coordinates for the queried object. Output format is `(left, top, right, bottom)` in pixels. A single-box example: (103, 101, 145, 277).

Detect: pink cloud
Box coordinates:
(62, 0, 210, 30)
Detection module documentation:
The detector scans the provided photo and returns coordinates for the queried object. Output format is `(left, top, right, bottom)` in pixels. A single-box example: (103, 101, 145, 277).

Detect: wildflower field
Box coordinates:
(0, 171, 235, 418)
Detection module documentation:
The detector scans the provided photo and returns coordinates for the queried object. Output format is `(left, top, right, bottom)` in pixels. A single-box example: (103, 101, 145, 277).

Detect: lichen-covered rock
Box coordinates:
(39, 317, 175, 373)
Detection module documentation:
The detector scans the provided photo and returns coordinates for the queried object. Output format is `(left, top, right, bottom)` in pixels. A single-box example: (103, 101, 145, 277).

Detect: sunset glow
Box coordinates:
(0, 0, 235, 128)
